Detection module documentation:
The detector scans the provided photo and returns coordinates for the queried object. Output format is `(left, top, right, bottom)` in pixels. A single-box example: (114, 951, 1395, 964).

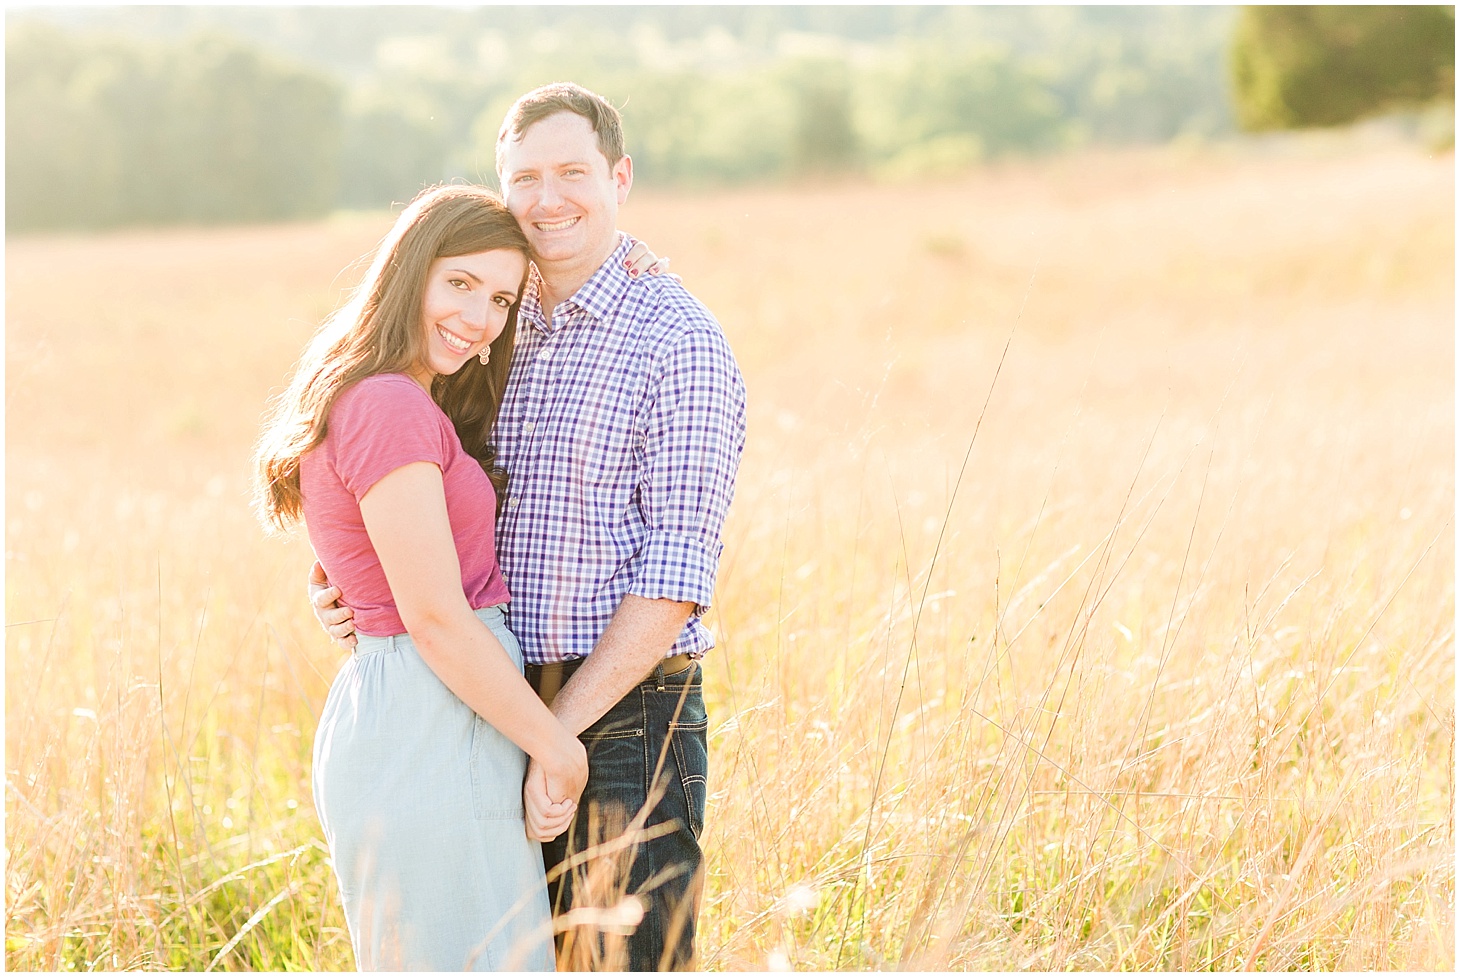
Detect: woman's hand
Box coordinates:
(523, 762, 576, 841)
(308, 561, 358, 650)
(623, 241, 671, 279)
(523, 732, 588, 842)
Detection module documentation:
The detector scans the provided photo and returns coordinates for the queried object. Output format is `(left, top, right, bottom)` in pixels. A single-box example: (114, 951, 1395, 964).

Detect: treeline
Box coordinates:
(12, 6, 1447, 233)
(8, 7, 1245, 232)
(6, 23, 341, 230)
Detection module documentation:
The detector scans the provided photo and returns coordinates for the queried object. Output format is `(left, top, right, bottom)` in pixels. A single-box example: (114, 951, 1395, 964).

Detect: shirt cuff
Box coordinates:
(628, 530, 722, 614)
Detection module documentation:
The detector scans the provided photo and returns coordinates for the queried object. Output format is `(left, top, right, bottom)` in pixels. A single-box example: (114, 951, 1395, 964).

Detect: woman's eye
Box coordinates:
(494, 295, 513, 308)
(449, 279, 469, 290)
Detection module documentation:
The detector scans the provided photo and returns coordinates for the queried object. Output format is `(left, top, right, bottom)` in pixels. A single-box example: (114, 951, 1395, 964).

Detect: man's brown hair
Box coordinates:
(495, 82, 625, 176)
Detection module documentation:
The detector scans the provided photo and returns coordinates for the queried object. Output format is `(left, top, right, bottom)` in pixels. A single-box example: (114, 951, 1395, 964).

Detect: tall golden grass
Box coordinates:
(6, 137, 1454, 970)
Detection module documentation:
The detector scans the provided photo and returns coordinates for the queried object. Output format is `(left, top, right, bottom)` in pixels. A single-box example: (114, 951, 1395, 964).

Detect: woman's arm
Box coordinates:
(358, 461, 587, 816)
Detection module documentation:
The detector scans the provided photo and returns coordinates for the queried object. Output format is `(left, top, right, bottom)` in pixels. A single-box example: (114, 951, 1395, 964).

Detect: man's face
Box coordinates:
(498, 111, 632, 268)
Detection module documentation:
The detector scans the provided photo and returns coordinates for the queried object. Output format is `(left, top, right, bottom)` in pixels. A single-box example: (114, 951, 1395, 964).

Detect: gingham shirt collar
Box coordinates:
(517, 233, 635, 334)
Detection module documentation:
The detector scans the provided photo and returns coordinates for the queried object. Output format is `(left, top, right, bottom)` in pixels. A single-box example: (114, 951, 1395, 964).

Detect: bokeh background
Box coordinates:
(8, 5, 1454, 231)
(6, 5, 1455, 972)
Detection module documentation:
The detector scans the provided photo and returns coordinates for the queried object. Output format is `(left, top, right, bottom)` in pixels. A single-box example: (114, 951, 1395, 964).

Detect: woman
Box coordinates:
(253, 184, 660, 970)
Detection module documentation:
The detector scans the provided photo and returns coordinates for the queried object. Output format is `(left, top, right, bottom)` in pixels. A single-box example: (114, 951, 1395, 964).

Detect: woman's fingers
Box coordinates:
(623, 242, 670, 278)
(307, 560, 357, 649)
(525, 809, 576, 842)
(525, 763, 580, 841)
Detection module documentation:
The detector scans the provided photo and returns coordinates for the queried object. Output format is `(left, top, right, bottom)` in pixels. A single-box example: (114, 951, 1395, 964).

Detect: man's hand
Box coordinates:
(308, 560, 358, 651)
(524, 757, 579, 842)
(548, 596, 696, 737)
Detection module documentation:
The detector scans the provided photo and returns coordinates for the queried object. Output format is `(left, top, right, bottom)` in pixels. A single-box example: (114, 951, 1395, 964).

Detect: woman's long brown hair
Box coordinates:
(254, 184, 529, 531)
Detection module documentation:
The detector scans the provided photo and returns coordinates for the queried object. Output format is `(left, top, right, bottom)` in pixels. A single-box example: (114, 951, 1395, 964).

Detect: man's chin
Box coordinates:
(529, 240, 581, 264)
(530, 230, 619, 272)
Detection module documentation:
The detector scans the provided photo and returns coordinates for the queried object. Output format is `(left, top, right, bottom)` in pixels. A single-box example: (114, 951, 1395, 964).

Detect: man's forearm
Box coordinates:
(548, 594, 695, 735)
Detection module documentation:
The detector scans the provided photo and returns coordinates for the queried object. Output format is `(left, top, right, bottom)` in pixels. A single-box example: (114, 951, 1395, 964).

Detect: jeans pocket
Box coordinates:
(667, 715, 708, 838)
(580, 711, 646, 817)
(470, 715, 527, 821)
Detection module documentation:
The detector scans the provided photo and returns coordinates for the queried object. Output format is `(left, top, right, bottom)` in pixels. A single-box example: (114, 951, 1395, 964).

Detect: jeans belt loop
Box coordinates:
(655, 653, 693, 689)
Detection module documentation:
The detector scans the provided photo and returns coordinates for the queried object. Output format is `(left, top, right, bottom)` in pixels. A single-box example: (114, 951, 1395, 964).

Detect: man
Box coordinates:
(310, 82, 746, 970)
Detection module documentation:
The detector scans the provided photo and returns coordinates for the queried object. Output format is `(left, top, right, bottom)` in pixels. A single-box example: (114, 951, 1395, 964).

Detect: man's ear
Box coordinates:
(614, 154, 633, 205)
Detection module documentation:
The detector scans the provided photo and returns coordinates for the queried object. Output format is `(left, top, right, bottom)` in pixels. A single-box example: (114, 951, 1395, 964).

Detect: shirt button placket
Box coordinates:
(525, 337, 555, 440)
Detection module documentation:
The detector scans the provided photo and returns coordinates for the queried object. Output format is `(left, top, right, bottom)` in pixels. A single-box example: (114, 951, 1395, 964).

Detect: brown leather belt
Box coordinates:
(525, 653, 694, 709)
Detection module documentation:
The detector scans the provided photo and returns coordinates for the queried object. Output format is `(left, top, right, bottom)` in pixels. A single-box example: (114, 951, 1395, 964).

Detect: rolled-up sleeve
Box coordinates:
(630, 324, 747, 613)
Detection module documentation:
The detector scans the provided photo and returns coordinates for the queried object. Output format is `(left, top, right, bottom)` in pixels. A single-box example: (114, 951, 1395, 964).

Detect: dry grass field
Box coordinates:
(6, 136, 1454, 970)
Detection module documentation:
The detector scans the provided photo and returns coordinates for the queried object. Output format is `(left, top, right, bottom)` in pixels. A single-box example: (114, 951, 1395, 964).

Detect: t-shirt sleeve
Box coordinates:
(328, 377, 450, 501)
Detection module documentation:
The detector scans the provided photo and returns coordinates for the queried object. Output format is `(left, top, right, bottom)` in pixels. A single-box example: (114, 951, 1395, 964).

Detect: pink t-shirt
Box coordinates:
(299, 373, 510, 636)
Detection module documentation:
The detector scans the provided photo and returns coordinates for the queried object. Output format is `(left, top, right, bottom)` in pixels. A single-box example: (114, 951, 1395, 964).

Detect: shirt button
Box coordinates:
(523, 421, 535, 433)
(509, 498, 520, 509)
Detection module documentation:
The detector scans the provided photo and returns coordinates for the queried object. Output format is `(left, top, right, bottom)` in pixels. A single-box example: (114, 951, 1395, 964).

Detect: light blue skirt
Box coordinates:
(312, 604, 555, 971)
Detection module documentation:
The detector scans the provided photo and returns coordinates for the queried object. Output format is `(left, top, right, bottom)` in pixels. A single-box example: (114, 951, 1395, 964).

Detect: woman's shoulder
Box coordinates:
(333, 372, 435, 419)
(326, 373, 448, 451)
(320, 373, 455, 478)
(339, 371, 429, 403)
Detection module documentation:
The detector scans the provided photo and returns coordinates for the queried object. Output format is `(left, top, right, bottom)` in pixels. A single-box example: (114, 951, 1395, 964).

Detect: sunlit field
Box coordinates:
(6, 136, 1453, 970)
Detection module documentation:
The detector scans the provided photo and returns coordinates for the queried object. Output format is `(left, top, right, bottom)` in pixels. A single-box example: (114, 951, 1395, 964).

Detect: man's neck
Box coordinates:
(535, 233, 621, 321)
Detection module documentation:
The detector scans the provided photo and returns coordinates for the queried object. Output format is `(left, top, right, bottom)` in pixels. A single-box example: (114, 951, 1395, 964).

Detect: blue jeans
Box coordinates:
(540, 659, 707, 971)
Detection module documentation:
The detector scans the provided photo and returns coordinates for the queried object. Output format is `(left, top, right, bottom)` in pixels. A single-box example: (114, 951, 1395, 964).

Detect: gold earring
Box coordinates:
(478, 346, 491, 365)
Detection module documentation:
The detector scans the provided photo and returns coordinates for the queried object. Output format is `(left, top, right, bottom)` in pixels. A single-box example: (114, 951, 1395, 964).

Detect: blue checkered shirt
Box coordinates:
(494, 233, 747, 665)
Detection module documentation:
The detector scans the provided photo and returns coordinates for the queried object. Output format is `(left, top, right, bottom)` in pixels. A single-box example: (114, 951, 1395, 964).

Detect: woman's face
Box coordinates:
(413, 248, 527, 385)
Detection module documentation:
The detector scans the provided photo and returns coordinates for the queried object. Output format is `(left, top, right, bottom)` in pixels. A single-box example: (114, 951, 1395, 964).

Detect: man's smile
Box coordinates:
(534, 216, 580, 232)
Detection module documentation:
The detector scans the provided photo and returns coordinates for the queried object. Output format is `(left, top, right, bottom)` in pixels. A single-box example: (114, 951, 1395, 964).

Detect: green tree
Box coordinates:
(337, 89, 452, 209)
(857, 40, 1066, 177)
(785, 57, 861, 174)
(6, 23, 133, 228)
(153, 32, 342, 223)
(6, 23, 342, 231)
(613, 70, 795, 186)
(1231, 5, 1455, 130)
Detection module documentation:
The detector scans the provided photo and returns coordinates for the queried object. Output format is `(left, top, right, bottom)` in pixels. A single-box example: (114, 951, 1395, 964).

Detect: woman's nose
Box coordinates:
(459, 296, 489, 329)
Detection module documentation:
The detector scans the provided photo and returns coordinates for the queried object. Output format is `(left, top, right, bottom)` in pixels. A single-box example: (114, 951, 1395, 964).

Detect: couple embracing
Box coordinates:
(255, 83, 747, 971)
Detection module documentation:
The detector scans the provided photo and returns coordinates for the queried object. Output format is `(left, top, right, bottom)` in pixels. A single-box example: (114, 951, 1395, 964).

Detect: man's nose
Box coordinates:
(537, 176, 564, 209)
